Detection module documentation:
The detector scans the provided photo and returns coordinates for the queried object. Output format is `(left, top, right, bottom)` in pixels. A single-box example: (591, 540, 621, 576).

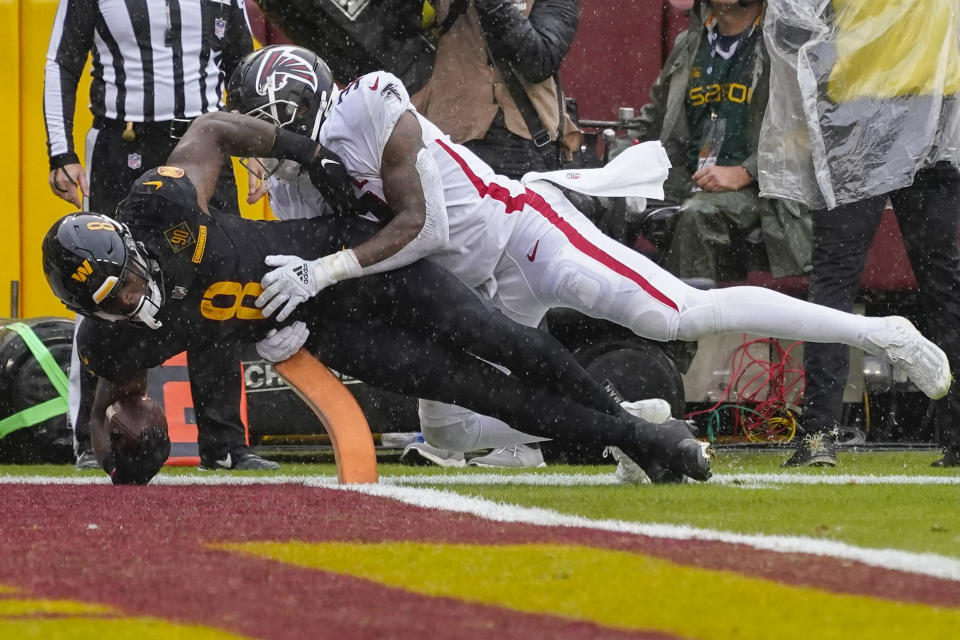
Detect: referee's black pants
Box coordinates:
(75, 119, 247, 461)
(85, 118, 240, 216)
(803, 162, 960, 446)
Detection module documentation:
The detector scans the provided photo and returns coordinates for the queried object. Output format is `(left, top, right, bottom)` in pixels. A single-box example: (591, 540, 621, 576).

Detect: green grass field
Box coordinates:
(7, 449, 960, 559)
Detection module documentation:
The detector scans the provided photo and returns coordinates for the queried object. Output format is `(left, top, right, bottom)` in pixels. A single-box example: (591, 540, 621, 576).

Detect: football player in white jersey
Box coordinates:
(229, 45, 952, 467)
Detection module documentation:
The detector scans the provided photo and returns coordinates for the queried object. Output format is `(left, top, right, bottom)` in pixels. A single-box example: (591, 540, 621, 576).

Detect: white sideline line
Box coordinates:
(713, 472, 960, 486)
(4, 471, 960, 582)
(3, 471, 960, 486)
(381, 472, 960, 486)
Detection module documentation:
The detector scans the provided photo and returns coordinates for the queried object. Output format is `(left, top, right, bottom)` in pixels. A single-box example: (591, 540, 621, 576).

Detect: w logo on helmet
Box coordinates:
(71, 259, 94, 282)
(256, 47, 319, 96)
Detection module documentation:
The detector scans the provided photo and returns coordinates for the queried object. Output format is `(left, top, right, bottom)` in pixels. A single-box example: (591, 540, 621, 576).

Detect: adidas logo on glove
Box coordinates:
(293, 263, 311, 285)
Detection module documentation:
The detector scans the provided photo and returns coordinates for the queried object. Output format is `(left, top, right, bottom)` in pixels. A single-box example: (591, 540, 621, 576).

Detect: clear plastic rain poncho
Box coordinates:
(758, 0, 960, 210)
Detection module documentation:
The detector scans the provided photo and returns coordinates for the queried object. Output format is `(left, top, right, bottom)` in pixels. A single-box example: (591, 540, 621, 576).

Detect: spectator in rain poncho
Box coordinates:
(759, 0, 960, 468)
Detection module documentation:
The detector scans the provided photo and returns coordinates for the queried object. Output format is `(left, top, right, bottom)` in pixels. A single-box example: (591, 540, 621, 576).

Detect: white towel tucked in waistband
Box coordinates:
(520, 140, 671, 200)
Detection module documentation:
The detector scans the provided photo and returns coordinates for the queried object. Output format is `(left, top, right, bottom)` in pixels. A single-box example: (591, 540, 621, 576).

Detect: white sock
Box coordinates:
(677, 286, 886, 351)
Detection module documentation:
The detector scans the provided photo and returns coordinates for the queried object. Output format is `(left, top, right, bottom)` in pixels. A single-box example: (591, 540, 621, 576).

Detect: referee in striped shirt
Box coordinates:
(43, 0, 278, 473)
(44, 0, 252, 213)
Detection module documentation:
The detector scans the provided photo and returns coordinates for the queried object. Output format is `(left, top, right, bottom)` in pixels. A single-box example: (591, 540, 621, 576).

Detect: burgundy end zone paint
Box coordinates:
(1, 485, 958, 639)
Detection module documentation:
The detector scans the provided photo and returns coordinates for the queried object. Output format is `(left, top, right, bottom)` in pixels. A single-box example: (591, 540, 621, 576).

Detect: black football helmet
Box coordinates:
(42, 213, 165, 329)
(226, 45, 339, 141)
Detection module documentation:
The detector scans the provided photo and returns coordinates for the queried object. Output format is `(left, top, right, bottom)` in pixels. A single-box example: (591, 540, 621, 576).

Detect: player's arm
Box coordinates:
(349, 111, 447, 267)
(255, 111, 450, 321)
(89, 372, 147, 464)
(166, 112, 305, 212)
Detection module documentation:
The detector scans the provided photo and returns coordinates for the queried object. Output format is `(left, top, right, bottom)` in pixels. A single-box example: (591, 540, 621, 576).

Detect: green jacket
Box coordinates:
(624, 2, 811, 278)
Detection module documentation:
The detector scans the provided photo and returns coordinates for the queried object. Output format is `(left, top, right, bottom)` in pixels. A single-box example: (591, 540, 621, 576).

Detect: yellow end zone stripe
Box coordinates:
(0, 598, 112, 616)
(0, 584, 251, 639)
(214, 541, 960, 639)
(0, 619, 252, 639)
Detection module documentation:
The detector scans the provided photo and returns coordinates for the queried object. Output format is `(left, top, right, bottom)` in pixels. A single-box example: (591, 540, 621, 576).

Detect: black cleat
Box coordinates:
(622, 418, 712, 483)
(782, 432, 837, 467)
(931, 446, 960, 468)
(199, 446, 280, 471)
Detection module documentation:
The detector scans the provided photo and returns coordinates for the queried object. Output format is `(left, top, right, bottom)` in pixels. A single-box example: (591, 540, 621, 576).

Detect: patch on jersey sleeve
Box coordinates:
(381, 82, 402, 103)
(191, 225, 208, 264)
(163, 221, 196, 254)
(157, 166, 185, 178)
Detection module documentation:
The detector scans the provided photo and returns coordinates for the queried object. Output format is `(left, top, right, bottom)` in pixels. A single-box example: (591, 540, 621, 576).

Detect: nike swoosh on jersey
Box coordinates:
(320, 158, 340, 168)
(143, 181, 163, 190)
(527, 240, 540, 262)
(369, 77, 379, 90)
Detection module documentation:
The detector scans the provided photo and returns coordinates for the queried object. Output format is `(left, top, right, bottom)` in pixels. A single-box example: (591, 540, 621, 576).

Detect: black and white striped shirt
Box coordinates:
(44, 0, 253, 167)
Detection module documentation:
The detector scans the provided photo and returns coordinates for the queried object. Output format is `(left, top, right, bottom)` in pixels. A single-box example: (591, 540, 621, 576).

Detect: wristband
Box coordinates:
(49, 152, 80, 171)
(316, 249, 362, 283)
(268, 127, 320, 166)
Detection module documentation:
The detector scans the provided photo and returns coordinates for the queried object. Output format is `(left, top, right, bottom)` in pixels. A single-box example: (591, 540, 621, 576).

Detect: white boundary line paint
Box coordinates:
(3, 471, 960, 486)
(381, 472, 960, 487)
(4, 471, 960, 582)
(0, 472, 960, 488)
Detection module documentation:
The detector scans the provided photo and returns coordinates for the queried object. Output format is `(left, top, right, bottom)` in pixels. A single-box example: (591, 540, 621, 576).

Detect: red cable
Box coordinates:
(684, 335, 806, 440)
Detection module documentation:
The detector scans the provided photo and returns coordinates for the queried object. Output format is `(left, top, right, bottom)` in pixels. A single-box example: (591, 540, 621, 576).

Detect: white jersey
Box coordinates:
(266, 167, 330, 221)
(320, 70, 525, 289)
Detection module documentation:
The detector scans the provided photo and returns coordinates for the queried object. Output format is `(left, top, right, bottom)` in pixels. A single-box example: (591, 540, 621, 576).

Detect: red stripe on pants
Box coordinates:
(436, 139, 678, 312)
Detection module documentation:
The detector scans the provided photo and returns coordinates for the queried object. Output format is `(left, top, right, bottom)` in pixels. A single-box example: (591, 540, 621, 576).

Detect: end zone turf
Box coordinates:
(2, 477, 960, 639)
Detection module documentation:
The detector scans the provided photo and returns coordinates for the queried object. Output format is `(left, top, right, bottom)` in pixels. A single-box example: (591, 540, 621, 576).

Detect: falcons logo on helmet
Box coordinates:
(255, 46, 318, 95)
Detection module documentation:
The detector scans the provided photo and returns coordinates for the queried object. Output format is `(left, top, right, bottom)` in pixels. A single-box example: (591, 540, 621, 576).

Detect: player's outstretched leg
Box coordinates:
(310, 321, 712, 483)
(501, 203, 950, 403)
(676, 287, 952, 400)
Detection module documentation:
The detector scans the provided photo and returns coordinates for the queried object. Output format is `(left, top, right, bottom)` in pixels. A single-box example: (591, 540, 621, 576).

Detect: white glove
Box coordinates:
(255, 321, 309, 363)
(257, 250, 361, 322)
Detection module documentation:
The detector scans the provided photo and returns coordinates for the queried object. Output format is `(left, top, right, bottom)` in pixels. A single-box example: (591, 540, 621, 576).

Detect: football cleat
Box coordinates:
(400, 442, 466, 468)
(199, 446, 279, 471)
(468, 444, 546, 469)
(603, 446, 650, 485)
(619, 418, 712, 483)
(867, 316, 952, 400)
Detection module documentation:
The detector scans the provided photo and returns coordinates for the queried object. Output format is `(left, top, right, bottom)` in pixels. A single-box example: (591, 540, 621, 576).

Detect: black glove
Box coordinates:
(104, 424, 171, 485)
(268, 127, 363, 217)
(304, 146, 365, 217)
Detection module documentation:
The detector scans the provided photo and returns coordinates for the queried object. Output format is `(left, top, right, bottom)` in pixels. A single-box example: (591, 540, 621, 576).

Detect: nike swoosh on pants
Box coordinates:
(526, 240, 539, 262)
